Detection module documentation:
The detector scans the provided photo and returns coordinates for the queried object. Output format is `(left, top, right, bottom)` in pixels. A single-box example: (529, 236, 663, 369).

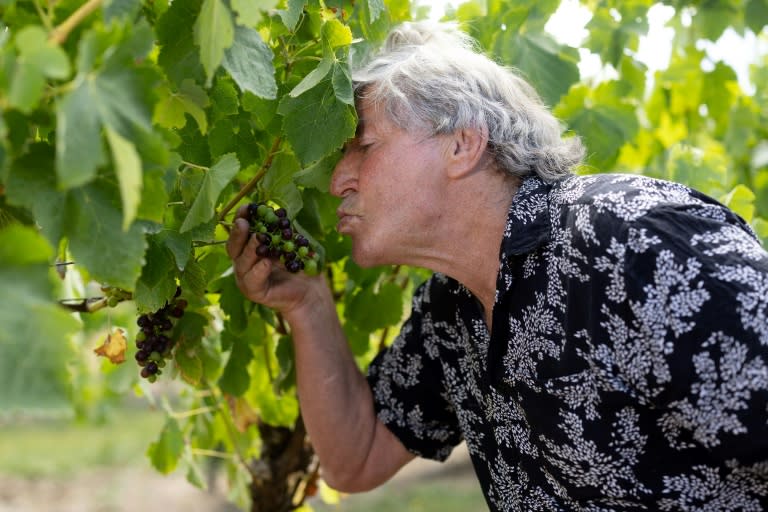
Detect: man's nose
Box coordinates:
(329, 151, 357, 198)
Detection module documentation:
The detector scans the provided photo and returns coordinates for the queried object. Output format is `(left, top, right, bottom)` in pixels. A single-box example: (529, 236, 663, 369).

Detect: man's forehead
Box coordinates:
(354, 100, 394, 138)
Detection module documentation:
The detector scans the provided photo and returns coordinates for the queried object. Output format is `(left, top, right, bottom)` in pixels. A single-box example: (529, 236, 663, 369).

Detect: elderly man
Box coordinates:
(227, 21, 768, 511)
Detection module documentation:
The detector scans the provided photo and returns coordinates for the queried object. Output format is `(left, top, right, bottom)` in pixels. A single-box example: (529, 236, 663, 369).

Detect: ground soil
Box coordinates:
(0, 445, 474, 512)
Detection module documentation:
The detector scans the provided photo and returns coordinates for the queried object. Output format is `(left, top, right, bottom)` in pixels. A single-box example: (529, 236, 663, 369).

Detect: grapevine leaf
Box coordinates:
(230, 0, 278, 26)
(346, 281, 404, 332)
(746, 0, 768, 34)
(219, 274, 249, 333)
(277, 73, 356, 165)
(219, 335, 254, 396)
(260, 153, 303, 215)
(6, 144, 68, 246)
(289, 55, 332, 98)
(7, 57, 46, 113)
(105, 125, 143, 230)
(503, 31, 580, 107)
(180, 153, 240, 232)
(154, 79, 210, 133)
(554, 83, 638, 170)
(245, 346, 299, 426)
(8, 26, 70, 112)
(86, 64, 157, 137)
(0, 225, 79, 412)
(172, 312, 208, 384)
(321, 17, 353, 49)
(208, 118, 238, 158)
(175, 342, 204, 385)
(0, 224, 52, 264)
(210, 78, 240, 122)
(134, 236, 179, 313)
(148, 418, 184, 474)
(720, 184, 756, 223)
(154, 229, 193, 271)
(104, 0, 142, 22)
(156, 0, 205, 85)
(67, 181, 148, 290)
(274, 334, 296, 392)
(228, 396, 260, 432)
(180, 259, 208, 297)
(367, 0, 385, 23)
(278, 0, 307, 31)
(294, 152, 341, 191)
(331, 60, 353, 105)
(56, 80, 107, 189)
(137, 161, 173, 224)
(183, 445, 208, 490)
(56, 56, 156, 189)
(222, 25, 277, 99)
(194, 0, 235, 87)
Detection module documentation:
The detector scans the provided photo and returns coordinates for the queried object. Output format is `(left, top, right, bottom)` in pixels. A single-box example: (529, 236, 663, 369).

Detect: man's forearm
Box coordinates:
(283, 282, 397, 490)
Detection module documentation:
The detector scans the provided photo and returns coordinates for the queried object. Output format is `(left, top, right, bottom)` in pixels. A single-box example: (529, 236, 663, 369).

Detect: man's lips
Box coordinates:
(336, 208, 359, 233)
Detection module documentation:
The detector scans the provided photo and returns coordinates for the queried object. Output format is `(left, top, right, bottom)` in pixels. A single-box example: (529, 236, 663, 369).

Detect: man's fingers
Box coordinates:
(226, 217, 251, 260)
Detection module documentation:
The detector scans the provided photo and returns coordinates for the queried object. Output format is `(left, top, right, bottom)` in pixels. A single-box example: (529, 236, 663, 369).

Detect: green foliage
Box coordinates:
(0, 0, 765, 509)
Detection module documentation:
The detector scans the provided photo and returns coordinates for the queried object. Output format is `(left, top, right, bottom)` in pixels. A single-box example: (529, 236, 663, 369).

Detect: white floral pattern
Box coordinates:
(366, 174, 768, 511)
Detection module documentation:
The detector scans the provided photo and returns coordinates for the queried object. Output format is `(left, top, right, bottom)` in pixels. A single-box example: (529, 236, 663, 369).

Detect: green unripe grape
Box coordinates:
(271, 234, 282, 246)
(264, 210, 279, 224)
(148, 374, 157, 383)
(136, 331, 146, 342)
(108, 296, 119, 307)
(282, 241, 295, 253)
(150, 351, 161, 361)
(297, 246, 309, 258)
(256, 204, 270, 219)
(303, 259, 319, 276)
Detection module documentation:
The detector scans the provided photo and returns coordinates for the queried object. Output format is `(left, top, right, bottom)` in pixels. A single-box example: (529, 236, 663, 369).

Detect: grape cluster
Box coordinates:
(246, 202, 321, 276)
(134, 287, 188, 382)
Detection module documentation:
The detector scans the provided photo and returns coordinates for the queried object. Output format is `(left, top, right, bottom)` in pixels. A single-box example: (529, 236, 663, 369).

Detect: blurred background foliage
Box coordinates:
(0, 0, 765, 510)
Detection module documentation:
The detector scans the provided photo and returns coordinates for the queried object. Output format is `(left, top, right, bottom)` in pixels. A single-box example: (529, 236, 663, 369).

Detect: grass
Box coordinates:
(0, 408, 487, 512)
(0, 408, 165, 478)
(312, 477, 487, 512)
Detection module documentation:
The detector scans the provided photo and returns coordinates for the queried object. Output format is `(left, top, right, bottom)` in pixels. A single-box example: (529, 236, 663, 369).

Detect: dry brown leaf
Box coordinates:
(94, 328, 128, 364)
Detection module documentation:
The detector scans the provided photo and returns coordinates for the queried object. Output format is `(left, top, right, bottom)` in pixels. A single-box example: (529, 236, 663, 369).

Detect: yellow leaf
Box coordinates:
(227, 395, 259, 432)
(94, 328, 128, 364)
(319, 480, 345, 505)
(655, 111, 687, 148)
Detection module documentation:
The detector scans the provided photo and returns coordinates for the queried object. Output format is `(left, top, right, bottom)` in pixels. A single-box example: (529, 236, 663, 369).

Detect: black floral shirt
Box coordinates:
(366, 173, 768, 511)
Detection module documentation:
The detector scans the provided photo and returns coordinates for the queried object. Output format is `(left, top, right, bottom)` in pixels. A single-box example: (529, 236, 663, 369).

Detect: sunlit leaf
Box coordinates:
(194, 0, 235, 86)
(180, 153, 240, 232)
(148, 418, 184, 473)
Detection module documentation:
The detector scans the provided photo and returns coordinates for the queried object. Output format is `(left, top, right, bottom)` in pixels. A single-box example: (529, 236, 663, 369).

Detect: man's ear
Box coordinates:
(445, 126, 489, 179)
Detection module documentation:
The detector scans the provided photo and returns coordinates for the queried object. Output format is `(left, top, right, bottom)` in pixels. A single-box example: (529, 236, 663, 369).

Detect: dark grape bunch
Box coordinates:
(134, 287, 188, 383)
(245, 202, 321, 276)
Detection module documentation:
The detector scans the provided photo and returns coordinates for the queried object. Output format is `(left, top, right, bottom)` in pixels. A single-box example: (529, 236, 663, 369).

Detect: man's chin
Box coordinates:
(350, 242, 389, 269)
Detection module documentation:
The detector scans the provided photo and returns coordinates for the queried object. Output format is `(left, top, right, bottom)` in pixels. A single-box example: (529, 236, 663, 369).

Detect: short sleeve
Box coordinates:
(621, 204, 768, 463)
(366, 280, 463, 461)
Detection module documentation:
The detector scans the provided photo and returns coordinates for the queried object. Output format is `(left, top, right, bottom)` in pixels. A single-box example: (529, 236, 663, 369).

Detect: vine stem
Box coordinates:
(218, 137, 282, 224)
(49, 0, 103, 45)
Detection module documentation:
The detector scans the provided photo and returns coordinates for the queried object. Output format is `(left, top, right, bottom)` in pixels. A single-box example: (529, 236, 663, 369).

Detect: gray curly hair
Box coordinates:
(352, 21, 584, 182)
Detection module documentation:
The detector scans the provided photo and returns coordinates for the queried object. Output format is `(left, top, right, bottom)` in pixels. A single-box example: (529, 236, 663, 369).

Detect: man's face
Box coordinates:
(329, 98, 451, 267)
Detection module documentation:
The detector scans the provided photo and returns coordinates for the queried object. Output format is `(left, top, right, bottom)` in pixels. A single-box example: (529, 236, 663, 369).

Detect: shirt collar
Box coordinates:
(499, 174, 556, 259)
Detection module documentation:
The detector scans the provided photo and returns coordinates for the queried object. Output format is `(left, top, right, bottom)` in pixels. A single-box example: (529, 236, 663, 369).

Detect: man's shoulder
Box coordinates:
(552, 173, 700, 205)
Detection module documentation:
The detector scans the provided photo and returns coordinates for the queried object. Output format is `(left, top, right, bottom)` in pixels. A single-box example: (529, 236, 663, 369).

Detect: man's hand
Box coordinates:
(226, 205, 321, 319)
